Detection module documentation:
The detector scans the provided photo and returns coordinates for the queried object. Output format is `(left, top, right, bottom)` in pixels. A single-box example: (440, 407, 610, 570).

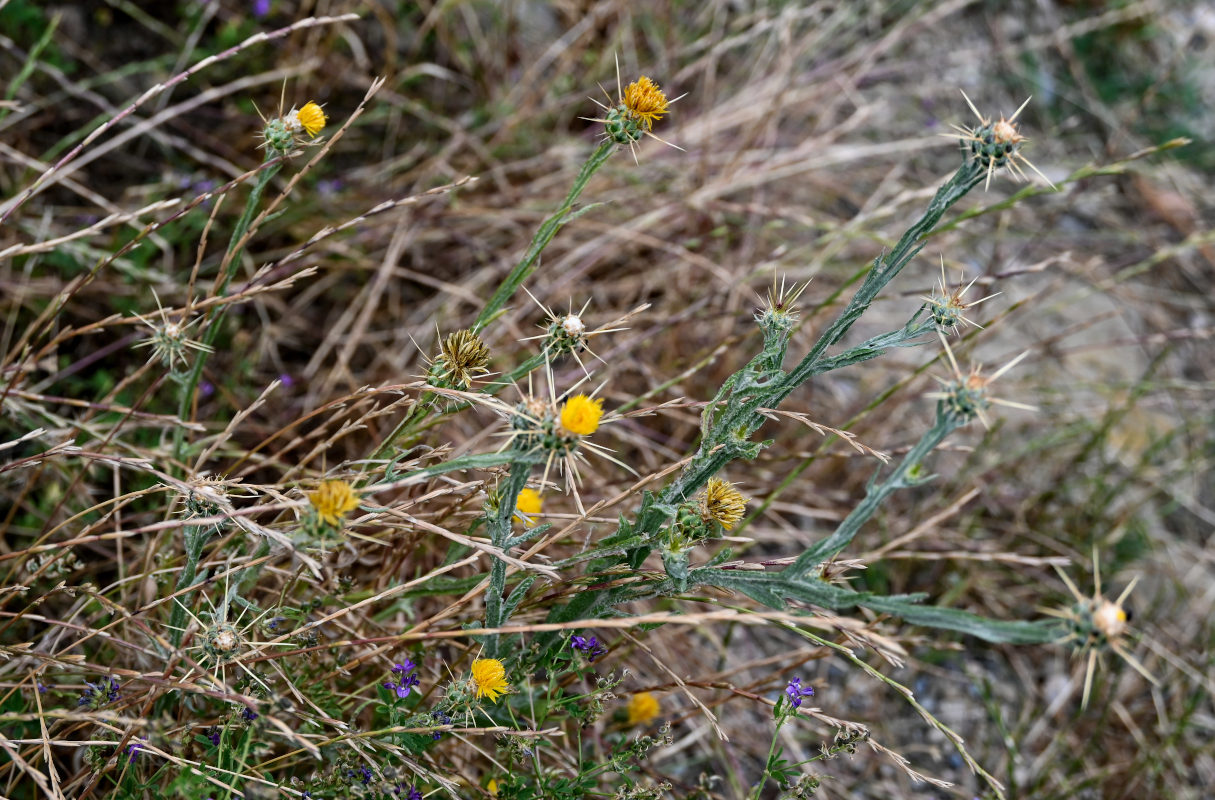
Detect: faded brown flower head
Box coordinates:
(432, 329, 491, 390)
(701, 477, 748, 531)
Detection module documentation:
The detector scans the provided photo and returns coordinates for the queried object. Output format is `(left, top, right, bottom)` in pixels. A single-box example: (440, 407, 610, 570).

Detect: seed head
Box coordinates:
(132, 294, 212, 373)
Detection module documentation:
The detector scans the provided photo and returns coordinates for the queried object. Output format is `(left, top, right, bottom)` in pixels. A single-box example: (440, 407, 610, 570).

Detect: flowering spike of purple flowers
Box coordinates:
(384, 659, 421, 699)
(570, 634, 607, 661)
(126, 737, 147, 763)
(78, 677, 120, 708)
(407, 788, 423, 800)
(784, 677, 815, 708)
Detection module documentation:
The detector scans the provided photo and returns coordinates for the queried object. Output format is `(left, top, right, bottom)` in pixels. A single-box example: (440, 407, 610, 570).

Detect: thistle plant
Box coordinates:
(5, 10, 1194, 800)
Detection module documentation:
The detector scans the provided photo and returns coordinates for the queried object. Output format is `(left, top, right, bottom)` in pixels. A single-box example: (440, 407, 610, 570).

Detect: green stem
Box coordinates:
(172, 154, 282, 473)
(168, 525, 213, 647)
(472, 140, 615, 334)
(483, 460, 531, 658)
(750, 712, 788, 800)
(790, 403, 961, 572)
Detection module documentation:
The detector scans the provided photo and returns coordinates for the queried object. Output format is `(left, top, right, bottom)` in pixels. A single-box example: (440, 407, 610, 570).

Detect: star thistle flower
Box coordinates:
(700, 477, 748, 531)
(307, 479, 360, 528)
(784, 677, 815, 708)
(588, 59, 682, 157)
(515, 487, 543, 525)
(622, 76, 669, 131)
(470, 658, 509, 702)
(627, 691, 660, 725)
(292, 101, 327, 137)
(926, 333, 1034, 429)
(945, 91, 1054, 191)
(559, 394, 604, 437)
(922, 255, 999, 334)
(1046, 550, 1158, 709)
(261, 99, 328, 153)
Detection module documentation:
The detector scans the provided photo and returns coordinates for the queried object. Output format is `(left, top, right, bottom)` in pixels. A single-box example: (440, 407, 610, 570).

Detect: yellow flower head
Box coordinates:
(559, 394, 604, 437)
(701, 477, 748, 531)
(471, 658, 509, 702)
(515, 487, 543, 520)
(622, 76, 669, 130)
(307, 479, 359, 527)
(486, 779, 499, 796)
(295, 101, 327, 137)
(627, 691, 660, 725)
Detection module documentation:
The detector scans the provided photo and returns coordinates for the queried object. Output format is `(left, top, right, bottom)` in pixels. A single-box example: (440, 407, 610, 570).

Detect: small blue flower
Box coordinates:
(126, 737, 147, 763)
(252, 0, 270, 17)
(784, 677, 815, 708)
(77, 677, 120, 708)
(569, 634, 607, 662)
(430, 710, 452, 740)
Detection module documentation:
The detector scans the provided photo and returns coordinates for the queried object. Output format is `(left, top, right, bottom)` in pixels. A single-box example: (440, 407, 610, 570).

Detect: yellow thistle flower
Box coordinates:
(307, 479, 359, 527)
(627, 691, 660, 725)
(622, 76, 669, 130)
(701, 477, 748, 531)
(295, 101, 327, 137)
(471, 658, 509, 702)
(559, 394, 604, 437)
(515, 487, 543, 524)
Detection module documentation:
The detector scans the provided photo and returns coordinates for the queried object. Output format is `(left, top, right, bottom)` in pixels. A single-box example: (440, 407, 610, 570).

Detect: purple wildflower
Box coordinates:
(407, 788, 423, 800)
(430, 710, 452, 740)
(569, 634, 607, 662)
(126, 737, 147, 763)
(78, 677, 120, 708)
(384, 659, 420, 700)
(784, 677, 815, 708)
(241, 706, 258, 722)
(252, 0, 270, 17)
